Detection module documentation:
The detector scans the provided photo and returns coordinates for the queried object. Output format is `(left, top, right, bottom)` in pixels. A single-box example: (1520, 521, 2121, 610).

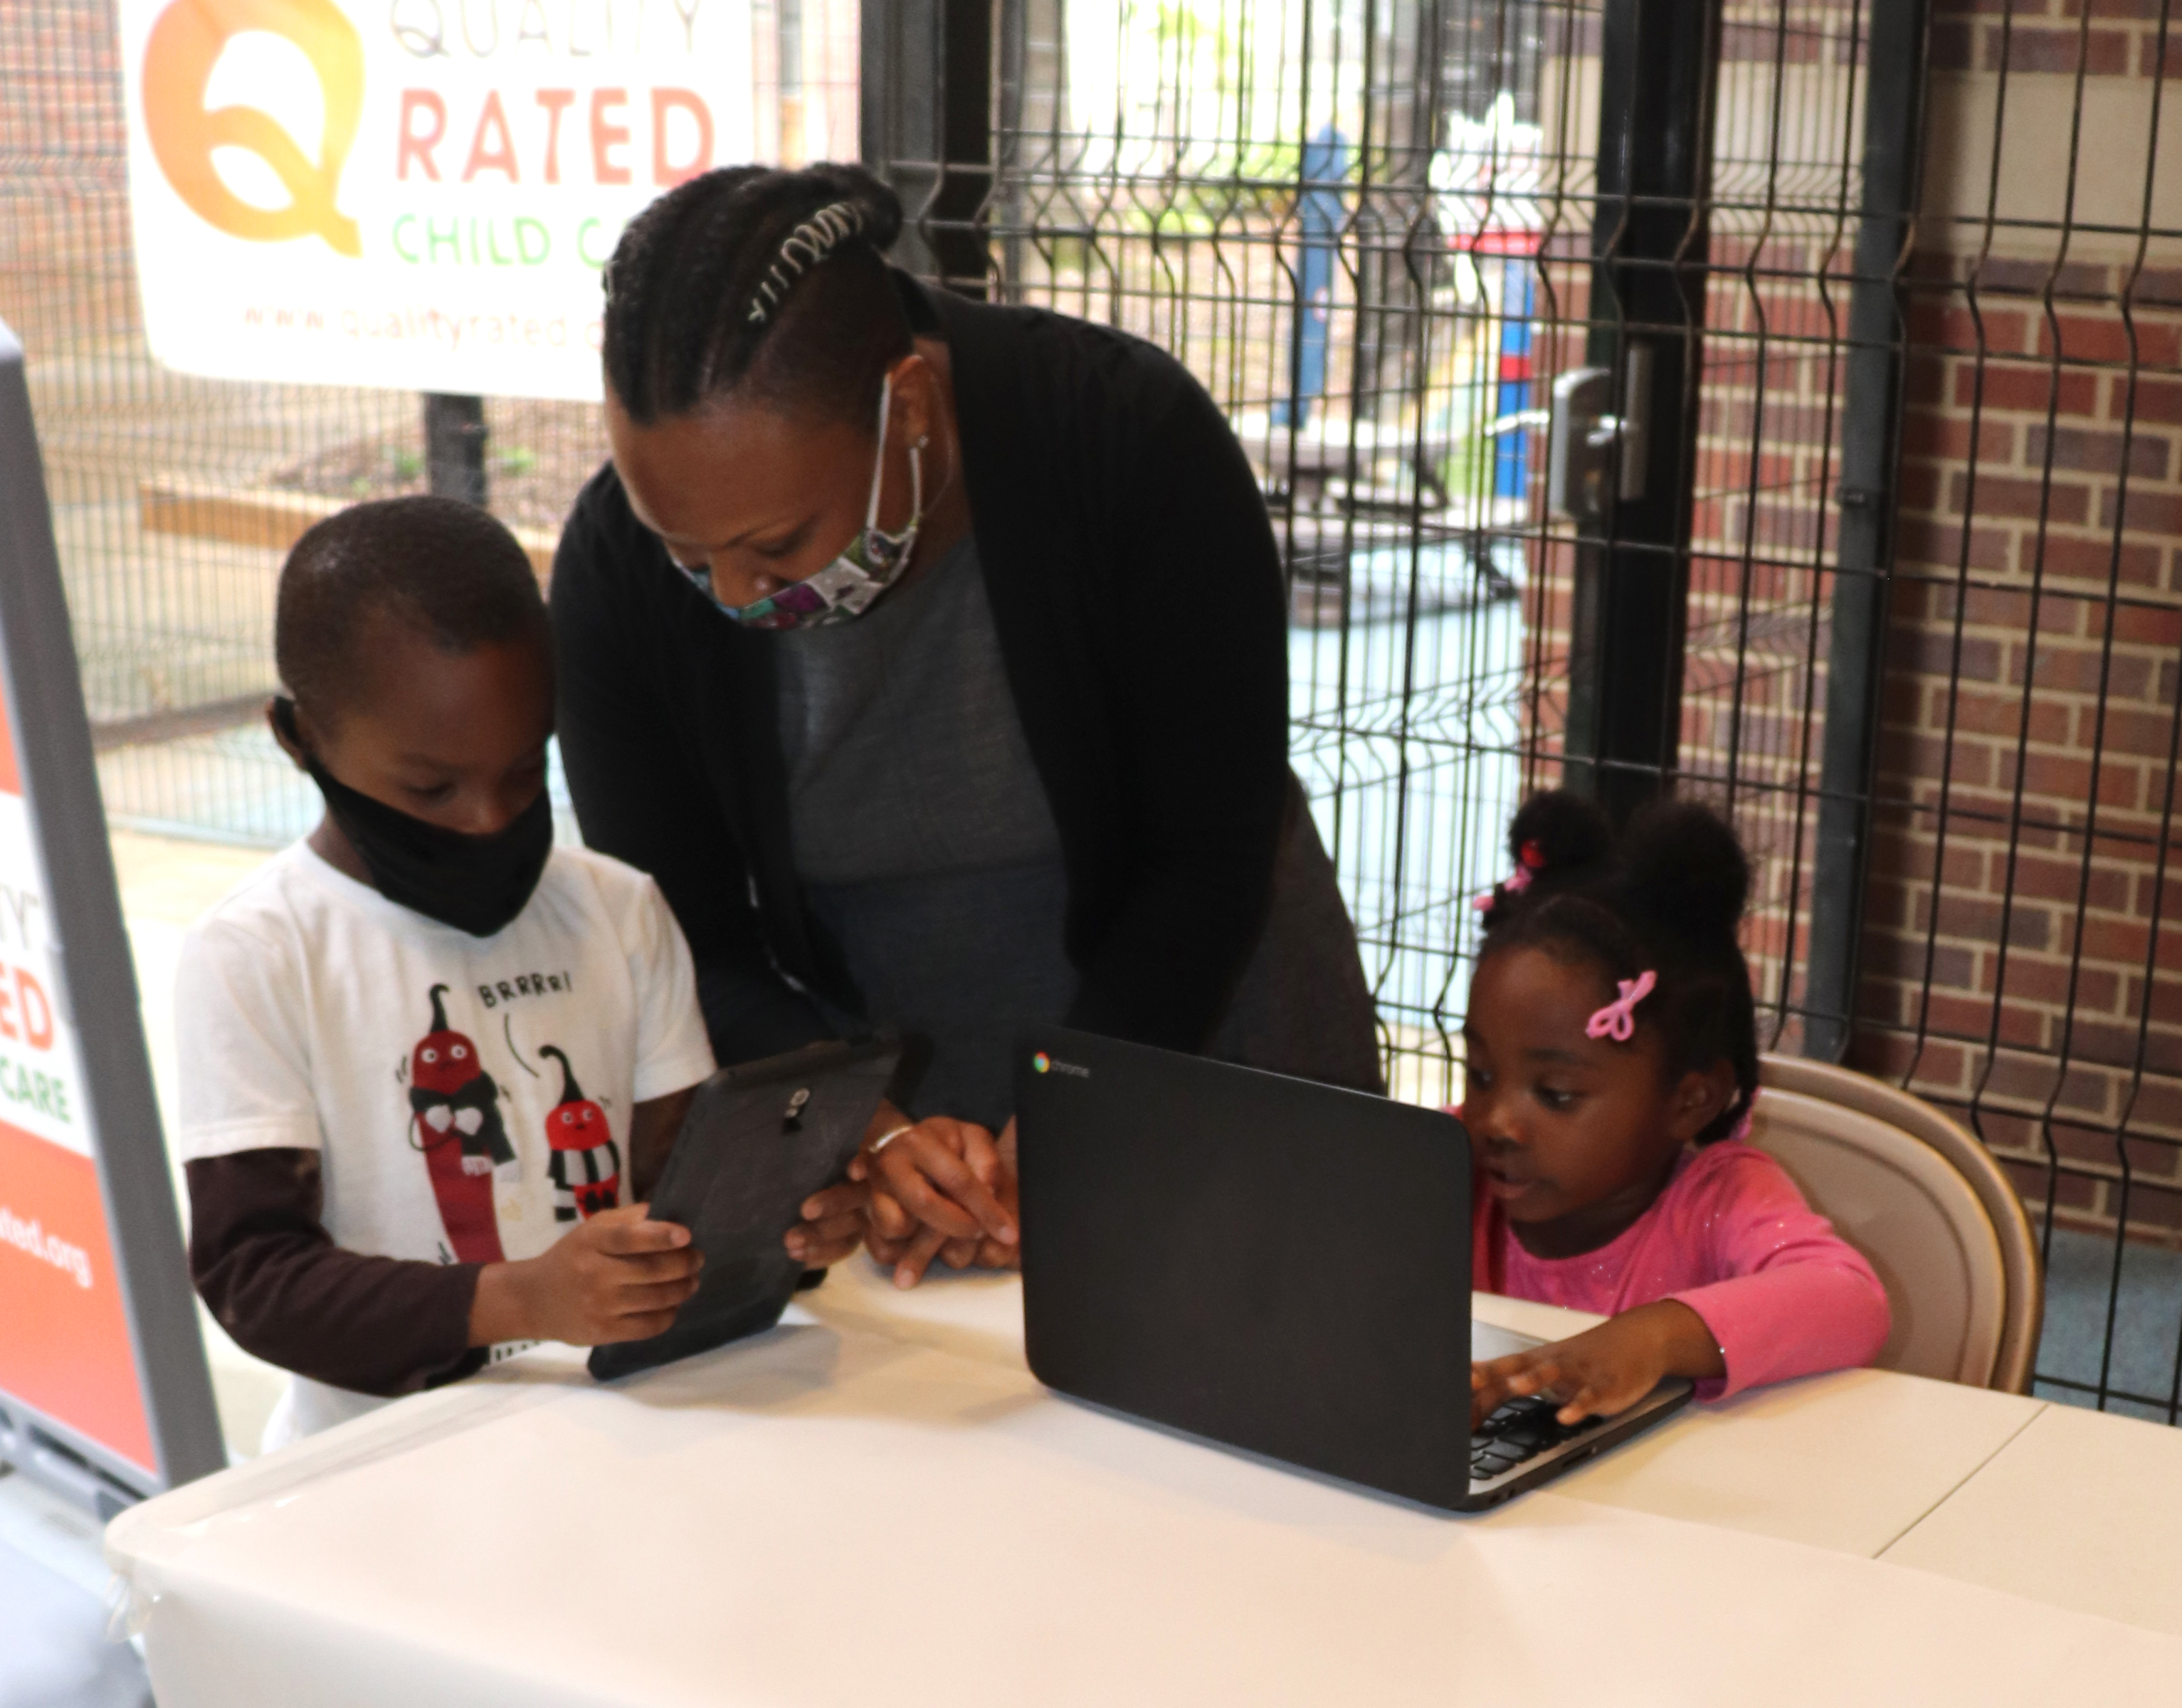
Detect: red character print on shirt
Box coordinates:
(538, 1045, 620, 1223)
(407, 984, 515, 1263)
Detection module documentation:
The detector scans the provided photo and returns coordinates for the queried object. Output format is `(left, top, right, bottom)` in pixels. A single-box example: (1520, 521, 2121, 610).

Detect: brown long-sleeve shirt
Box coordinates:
(187, 1149, 487, 1398)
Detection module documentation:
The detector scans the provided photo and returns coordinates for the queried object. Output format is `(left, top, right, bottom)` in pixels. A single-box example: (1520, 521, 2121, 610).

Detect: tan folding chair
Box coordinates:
(1747, 1055, 2043, 1393)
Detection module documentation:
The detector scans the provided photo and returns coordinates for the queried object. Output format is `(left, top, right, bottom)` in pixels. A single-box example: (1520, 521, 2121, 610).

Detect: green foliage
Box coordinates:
(1438, 431, 1490, 504)
(1043, 233, 1094, 275)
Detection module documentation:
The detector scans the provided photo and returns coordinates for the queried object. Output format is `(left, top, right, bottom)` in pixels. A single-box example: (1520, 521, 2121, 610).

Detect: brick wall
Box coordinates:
(1519, 7, 1867, 1057)
(1861, 243, 2182, 1238)
(1850, 0, 2182, 1240)
(0, 0, 125, 163)
(1928, 3, 2176, 80)
(1512, 5, 2182, 1247)
(1677, 226, 1856, 1055)
(0, 0, 133, 361)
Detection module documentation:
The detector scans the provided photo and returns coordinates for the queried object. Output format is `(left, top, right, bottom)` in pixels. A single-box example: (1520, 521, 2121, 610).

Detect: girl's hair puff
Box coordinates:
(1477, 790, 1758, 1145)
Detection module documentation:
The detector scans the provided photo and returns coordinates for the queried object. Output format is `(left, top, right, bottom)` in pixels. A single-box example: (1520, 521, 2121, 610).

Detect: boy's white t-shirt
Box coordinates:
(176, 840, 716, 1450)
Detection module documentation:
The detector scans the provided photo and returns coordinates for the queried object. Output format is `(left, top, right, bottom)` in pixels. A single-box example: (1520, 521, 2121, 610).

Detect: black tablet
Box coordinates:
(587, 1037, 899, 1381)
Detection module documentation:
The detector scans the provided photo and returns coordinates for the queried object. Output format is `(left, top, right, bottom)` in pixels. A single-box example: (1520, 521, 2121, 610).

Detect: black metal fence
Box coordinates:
(863, 0, 2182, 1420)
(5, 0, 2181, 1419)
(1, 0, 855, 847)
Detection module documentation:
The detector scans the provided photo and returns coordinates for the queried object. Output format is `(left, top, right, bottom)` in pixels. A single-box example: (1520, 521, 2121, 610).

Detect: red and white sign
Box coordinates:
(0, 682, 156, 1474)
(118, 0, 769, 399)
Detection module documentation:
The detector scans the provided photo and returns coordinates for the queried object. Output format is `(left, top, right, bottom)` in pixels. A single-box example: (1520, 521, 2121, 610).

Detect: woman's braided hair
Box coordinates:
(601, 162, 912, 426)
(1475, 791, 1760, 1146)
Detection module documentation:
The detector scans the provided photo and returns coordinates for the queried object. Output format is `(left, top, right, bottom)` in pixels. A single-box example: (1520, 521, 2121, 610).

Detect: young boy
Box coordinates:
(178, 495, 717, 1450)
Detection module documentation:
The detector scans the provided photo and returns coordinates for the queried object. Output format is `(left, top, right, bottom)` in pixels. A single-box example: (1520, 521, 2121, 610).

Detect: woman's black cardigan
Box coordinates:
(549, 276, 1292, 1068)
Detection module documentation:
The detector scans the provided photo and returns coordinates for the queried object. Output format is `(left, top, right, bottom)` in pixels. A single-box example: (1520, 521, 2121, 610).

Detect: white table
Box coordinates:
(806, 1261, 2045, 1557)
(1880, 1401, 2182, 1635)
(106, 1267, 2182, 1706)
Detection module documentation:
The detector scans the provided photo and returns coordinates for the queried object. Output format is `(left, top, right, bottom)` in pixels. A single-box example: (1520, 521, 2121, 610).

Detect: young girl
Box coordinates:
(1462, 791, 1890, 1427)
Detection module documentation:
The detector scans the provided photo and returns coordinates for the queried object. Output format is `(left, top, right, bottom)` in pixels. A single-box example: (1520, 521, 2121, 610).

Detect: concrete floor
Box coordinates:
(0, 1470, 152, 1708)
(2036, 1225, 2182, 1425)
(1, 832, 281, 1708)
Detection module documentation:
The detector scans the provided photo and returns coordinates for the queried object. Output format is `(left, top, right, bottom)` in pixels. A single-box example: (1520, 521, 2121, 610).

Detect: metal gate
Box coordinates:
(863, 0, 1885, 1104)
(863, 0, 2182, 1420)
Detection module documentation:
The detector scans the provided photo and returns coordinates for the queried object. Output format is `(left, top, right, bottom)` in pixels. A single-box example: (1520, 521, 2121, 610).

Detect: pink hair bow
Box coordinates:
(1585, 969, 1657, 1042)
(1470, 858, 1536, 912)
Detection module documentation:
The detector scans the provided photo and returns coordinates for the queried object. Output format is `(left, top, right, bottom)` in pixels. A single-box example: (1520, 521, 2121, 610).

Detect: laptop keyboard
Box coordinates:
(1471, 1396, 1591, 1483)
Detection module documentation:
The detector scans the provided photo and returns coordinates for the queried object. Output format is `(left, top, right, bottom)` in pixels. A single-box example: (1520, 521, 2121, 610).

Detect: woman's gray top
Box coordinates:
(774, 534, 1379, 1129)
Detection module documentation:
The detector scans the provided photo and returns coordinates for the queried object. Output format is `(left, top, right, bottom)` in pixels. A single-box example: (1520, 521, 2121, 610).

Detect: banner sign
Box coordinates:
(0, 684, 154, 1475)
(0, 323, 224, 1507)
(119, 0, 763, 399)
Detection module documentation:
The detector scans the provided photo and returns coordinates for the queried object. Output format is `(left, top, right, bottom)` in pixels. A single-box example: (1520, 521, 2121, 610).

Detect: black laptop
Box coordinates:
(1015, 1027, 1690, 1512)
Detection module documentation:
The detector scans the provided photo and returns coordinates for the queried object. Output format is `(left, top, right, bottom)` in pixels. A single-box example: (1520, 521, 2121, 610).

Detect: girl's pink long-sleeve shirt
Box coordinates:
(1470, 1133, 1892, 1400)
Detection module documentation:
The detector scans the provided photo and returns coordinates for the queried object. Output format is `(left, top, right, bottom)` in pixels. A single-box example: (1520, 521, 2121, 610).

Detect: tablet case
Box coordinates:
(587, 1038, 899, 1381)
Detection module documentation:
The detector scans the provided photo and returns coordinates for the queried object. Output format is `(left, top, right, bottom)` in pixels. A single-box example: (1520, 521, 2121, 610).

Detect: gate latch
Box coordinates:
(1547, 347, 1652, 521)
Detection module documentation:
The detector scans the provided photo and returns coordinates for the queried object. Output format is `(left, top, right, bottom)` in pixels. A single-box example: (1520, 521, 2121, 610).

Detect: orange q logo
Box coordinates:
(142, 0, 364, 255)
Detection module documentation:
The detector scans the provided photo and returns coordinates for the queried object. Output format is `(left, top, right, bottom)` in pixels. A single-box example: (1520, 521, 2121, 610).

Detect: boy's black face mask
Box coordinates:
(274, 697, 552, 938)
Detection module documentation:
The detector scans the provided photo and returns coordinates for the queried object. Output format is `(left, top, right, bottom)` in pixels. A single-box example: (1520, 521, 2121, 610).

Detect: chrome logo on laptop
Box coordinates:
(1031, 1050, 1090, 1079)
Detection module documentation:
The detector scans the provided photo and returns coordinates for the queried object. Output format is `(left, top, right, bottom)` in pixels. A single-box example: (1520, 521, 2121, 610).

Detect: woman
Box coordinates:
(552, 163, 1380, 1286)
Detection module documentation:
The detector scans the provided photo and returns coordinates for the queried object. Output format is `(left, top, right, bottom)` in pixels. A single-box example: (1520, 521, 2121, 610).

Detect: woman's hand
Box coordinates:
(1470, 1300, 1724, 1429)
(917, 1118, 1021, 1275)
(470, 1203, 703, 1346)
(858, 1102, 1019, 1288)
(784, 1174, 871, 1269)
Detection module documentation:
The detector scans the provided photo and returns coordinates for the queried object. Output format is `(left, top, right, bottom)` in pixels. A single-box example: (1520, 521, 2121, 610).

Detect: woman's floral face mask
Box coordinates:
(680, 374, 923, 632)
